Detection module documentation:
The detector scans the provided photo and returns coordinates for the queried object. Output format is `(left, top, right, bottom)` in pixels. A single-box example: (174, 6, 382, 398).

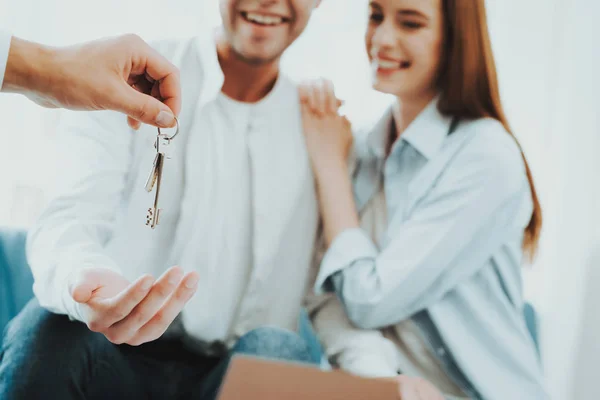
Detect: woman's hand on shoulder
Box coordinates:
(298, 78, 353, 173)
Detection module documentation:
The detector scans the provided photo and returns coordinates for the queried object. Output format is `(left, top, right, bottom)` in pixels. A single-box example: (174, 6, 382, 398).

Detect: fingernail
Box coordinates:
(156, 111, 175, 127)
(185, 274, 199, 289)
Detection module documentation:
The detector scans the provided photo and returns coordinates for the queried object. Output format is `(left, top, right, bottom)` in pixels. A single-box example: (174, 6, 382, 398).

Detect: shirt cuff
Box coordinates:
(314, 228, 378, 295)
(0, 31, 12, 90)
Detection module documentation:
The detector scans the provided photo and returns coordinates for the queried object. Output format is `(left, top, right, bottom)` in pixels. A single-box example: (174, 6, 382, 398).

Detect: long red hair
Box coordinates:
(436, 0, 542, 261)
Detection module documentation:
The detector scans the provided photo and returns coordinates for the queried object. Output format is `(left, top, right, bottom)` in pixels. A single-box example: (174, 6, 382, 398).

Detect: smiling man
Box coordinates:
(0, 1, 324, 400)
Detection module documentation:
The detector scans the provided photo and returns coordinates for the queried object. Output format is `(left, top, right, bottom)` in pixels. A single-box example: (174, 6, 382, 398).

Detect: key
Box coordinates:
(144, 116, 179, 229)
(145, 136, 166, 229)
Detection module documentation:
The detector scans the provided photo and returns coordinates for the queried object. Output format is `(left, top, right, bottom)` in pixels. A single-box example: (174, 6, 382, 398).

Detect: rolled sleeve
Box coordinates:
(314, 228, 378, 295)
(0, 31, 12, 90)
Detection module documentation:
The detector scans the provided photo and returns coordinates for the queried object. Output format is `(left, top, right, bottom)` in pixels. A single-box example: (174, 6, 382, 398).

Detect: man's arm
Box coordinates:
(26, 108, 199, 347)
(0, 32, 180, 129)
(26, 109, 136, 320)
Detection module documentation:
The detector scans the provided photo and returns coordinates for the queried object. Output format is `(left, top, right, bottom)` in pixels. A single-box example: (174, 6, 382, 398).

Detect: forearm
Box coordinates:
(314, 159, 360, 246)
(27, 207, 123, 320)
(28, 110, 132, 319)
(2, 36, 57, 95)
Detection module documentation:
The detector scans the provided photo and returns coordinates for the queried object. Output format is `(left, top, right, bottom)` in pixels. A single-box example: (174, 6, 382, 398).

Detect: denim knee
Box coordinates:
(232, 326, 314, 364)
(0, 299, 99, 399)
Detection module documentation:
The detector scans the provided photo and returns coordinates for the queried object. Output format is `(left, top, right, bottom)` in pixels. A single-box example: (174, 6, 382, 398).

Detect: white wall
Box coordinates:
(537, 0, 600, 398)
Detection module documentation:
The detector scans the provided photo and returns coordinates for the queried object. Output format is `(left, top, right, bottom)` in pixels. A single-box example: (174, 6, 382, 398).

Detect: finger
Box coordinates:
(322, 79, 337, 114)
(137, 44, 182, 118)
(106, 266, 184, 341)
(298, 83, 310, 104)
(125, 82, 148, 131)
(302, 81, 317, 113)
(128, 116, 142, 130)
(125, 37, 182, 117)
(300, 99, 312, 118)
(127, 272, 199, 346)
(115, 82, 177, 128)
(69, 268, 112, 304)
(145, 71, 156, 84)
(156, 71, 181, 119)
(300, 101, 319, 129)
(97, 274, 155, 328)
(71, 280, 96, 304)
(309, 80, 326, 116)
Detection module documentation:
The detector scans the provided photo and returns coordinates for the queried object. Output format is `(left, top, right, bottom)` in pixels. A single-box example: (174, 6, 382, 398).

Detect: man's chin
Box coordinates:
(235, 51, 280, 66)
(232, 42, 283, 66)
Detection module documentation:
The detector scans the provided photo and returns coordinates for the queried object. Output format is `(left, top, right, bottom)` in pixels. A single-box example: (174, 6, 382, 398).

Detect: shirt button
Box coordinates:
(437, 347, 446, 356)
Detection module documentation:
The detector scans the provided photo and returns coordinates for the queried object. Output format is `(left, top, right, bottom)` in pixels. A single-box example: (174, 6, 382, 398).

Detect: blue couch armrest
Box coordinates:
(0, 229, 34, 332)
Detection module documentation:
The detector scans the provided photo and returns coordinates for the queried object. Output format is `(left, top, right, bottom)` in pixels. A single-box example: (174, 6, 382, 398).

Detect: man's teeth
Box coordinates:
(246, 12, 284, 25)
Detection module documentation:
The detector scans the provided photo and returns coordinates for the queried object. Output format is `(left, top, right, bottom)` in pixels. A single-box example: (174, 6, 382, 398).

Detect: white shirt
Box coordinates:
(27, 33, 320, 352)
(0, 31, 11, 90)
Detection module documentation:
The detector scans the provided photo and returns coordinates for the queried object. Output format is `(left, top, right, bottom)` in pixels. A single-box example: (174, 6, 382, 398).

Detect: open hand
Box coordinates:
(68, 265, 198, 346)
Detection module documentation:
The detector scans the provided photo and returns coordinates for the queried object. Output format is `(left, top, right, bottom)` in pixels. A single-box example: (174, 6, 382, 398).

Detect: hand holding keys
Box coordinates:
(145, 117, 179, 229)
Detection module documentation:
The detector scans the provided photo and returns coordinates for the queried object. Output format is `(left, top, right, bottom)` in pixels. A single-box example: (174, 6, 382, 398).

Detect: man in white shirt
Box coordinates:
(0, 32, 180, 129)
(0, 1, 322, 399)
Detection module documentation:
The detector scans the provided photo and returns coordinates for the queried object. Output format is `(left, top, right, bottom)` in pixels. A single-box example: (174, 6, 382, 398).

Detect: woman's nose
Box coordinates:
(371, 21, 397, 52)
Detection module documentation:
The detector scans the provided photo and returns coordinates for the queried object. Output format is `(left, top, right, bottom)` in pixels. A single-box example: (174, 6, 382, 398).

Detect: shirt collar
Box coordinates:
(195, 29, 225, 108)
(367, 96, 453, 161)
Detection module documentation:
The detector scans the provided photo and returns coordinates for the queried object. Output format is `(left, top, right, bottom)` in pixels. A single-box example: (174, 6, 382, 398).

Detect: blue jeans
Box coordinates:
(0, 300, 315, 400)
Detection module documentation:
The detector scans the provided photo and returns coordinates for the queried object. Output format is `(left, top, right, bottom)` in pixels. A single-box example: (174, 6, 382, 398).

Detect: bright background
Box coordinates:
(1, 1, 599, 398)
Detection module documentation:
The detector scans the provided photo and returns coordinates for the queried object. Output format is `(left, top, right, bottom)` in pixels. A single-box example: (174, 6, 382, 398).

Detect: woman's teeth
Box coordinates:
(374, 59, 411, 69)
(244, 12, 284, 26)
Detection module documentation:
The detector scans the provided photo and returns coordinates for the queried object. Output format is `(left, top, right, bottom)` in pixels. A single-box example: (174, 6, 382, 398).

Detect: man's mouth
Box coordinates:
(241, 11, 290, 26)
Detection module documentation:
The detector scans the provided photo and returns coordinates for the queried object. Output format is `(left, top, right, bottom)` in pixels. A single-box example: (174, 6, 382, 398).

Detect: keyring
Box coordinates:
(157, 115, 180, 143)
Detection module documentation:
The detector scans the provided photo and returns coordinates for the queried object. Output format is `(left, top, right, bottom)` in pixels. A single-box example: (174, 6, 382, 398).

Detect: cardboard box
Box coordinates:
(217, 355, 399, 400)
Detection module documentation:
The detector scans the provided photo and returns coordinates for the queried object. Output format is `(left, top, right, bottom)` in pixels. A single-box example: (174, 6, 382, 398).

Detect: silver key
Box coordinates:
(144, 117, 180, 229)
(145, 136, 165, 229)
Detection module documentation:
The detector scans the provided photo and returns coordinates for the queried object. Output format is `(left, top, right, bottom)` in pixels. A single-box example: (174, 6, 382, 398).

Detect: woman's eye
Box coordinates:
(402, 21, 423, 29)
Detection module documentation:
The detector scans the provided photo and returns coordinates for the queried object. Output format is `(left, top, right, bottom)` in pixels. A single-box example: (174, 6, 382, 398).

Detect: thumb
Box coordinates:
(116, 83, 176, 128)
(71, 280, 96, 304)
(68, 267, 112, 304)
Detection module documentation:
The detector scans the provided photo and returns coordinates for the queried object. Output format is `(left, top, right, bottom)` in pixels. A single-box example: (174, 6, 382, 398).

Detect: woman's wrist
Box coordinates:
(313, 156, 348, 186)
(312, 156, 360, 245)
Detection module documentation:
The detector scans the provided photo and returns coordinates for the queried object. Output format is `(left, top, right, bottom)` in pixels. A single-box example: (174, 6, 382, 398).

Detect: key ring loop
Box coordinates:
(157, 116, 180, 143)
